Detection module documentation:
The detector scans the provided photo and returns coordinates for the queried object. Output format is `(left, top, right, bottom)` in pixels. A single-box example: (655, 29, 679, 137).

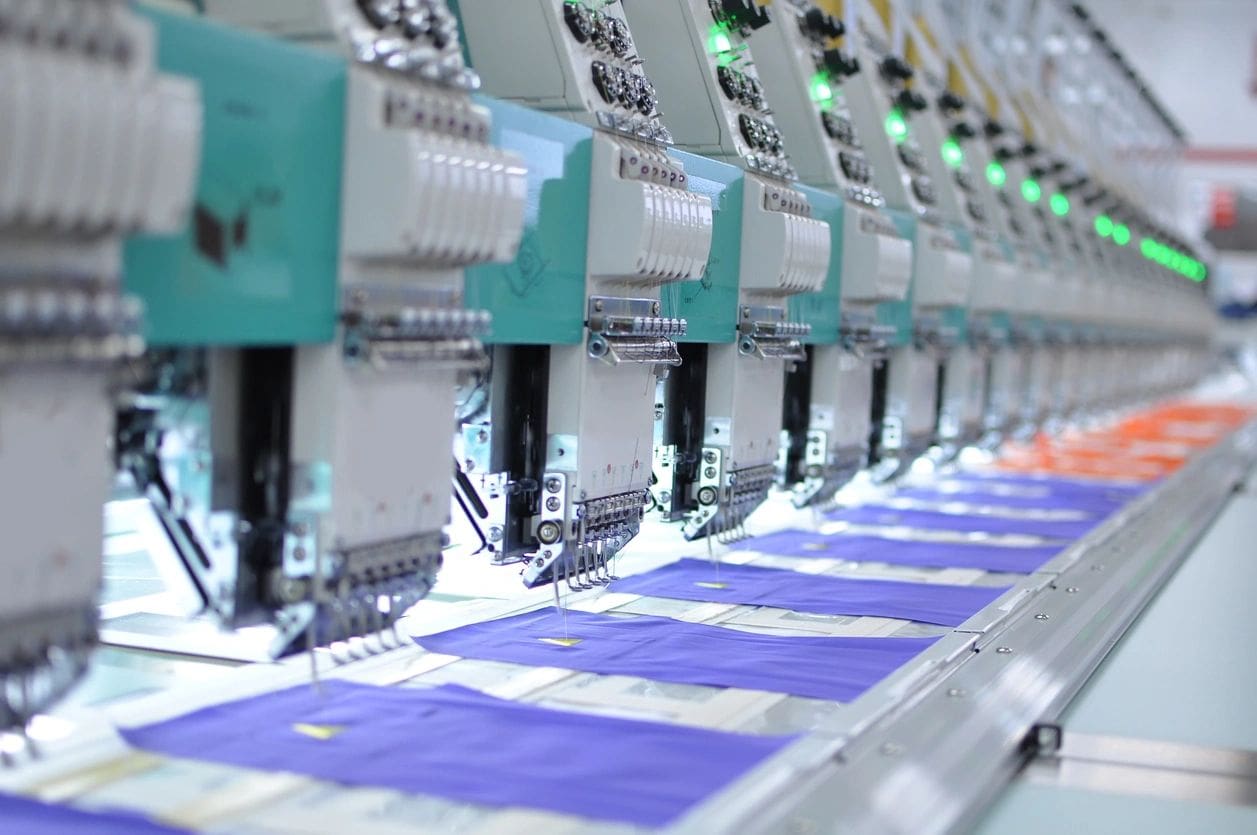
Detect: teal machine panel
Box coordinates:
(661, 151, 742, 344)
(465, 98, 590, 345)
(944, 224, 973, 343)
(124, 8, 346, 346)
(789, 185, 844, 345)
(876, 207, 918, 346)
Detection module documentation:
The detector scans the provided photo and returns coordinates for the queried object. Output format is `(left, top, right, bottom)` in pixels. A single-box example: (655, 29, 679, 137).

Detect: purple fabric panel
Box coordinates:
(826, 504, 1099, 539)
(122, 681, 792, 828)
(609, 559, 1006, 626)
(0, 793, 186, 835)
(741, 530, 1062, 574)
(944, 473, 1149, 498)
(895, 486, 1127, 513)
(415, 609, 938, 703)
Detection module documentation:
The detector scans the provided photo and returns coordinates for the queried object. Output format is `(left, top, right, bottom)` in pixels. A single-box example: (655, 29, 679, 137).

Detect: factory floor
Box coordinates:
(975, 462, 1257, 833)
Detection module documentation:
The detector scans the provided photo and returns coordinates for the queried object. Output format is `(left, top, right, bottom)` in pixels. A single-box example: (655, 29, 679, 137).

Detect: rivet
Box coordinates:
(1035, 613, 1050, 620)
(996, 646, 1013, 654)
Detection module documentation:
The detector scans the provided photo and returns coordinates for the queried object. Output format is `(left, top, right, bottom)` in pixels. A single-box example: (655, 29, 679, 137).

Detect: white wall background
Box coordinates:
(1087, 0, 1257, 218)
(1087, 0, 1257, 302)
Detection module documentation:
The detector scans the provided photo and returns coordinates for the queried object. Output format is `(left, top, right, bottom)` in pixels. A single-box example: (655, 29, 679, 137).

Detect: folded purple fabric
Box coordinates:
(826, 504, 1100, 539)
(610, 559, 1006, 626)
(123, 681, 792, 828)
(895, 486, 1129, 513)
(415, 609, 938, 703)
(0, 793, 185, 835)
(742, 530, 1062, 574)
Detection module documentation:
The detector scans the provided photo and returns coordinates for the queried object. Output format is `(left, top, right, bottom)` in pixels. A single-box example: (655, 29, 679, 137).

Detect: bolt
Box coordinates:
(292, 522, 308, 537)
(704, 467, 717, 479)
(537, 520, 561, 545)
(292, 546, 307, 561)
(996, 646, 1012, 654)
(593, 299, 604, 312)
(545, 496, 561, 512)
(659, 490, 672, 504)
(488, 526, 503, 542)
(703, 450, 718, 464)
(545, 477, 562, 494)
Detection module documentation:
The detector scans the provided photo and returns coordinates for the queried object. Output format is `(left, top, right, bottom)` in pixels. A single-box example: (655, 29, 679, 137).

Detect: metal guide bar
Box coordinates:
(670, 417, 1257, 835)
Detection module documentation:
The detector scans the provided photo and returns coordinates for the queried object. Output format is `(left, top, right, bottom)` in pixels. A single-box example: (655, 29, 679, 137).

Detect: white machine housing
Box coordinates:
(0, 0, 200, 721)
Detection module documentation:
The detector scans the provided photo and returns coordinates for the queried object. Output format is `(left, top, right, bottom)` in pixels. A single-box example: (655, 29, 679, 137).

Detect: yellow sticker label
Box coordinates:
(694, 581, 729, 590)
(292, 723, 347, 741)
(538, 637, 583, 647)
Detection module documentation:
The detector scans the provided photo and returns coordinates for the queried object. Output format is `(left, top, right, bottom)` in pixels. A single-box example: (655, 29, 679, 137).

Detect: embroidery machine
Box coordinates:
(0, 2, 1247, 833)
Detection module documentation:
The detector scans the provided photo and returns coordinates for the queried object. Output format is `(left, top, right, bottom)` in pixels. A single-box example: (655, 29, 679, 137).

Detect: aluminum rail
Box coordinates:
(673, 417, 1257, 834)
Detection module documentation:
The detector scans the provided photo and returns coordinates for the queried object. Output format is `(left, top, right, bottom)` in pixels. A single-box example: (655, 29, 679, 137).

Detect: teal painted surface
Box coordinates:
(125, 9, 346, 346)
(941, 221, 971, 342)
(875, 207, 917, 346)
(975, 781, 1257, 835)
(466, 98, 590, 345)
(663, 151, 742, 344)
(789, 185, 843, 345)
(1062, 492, 1257, 750)
(941, 305, 968, 342)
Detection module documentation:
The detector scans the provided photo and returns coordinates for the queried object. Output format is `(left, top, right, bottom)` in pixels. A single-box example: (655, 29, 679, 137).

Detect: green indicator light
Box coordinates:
(885, 108, 909, 144)
(1112, 224, 1130, 246)
(707, 25, 732, 57)
(1140, 237, 1155, 258)
(1095, 214, 1113, 237)
(1050, 193, 1070, 216)
(809, 72, 834, 109)
(1021, 178, 1042, 203)
(985, 161, 1007, 187)
(941, 138, 965, 168)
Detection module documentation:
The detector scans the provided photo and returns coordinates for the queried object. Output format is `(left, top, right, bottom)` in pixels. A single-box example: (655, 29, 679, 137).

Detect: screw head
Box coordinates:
(652, 301, 661, 315)
(487, 526, 503, 542)
(704, 467, 717, 479)
(545, 477, 562, 494)
(947, 687, 966, 698)
(1035, 613, 1050, 620)
(1066, 586, 1079, 593)
(545, 496, 561, 512)
(703, 450, 718, 464)
(996, 646, 1013, 654)
(593, 299, 604, 312)
(536, 520, 562, 545)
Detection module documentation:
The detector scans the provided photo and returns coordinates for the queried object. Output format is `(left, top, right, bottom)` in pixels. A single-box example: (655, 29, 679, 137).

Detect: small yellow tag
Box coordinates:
(292, 723, 346, 741)
(694, 581, 729, 590)
(538, 637, 583, 647)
